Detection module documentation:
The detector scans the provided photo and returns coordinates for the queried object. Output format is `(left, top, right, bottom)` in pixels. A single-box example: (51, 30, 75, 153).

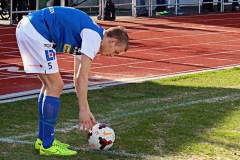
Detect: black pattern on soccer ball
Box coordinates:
(99, 137, 113, 150)
(99, 123, 110, 129)
(87, 132, 92, 140)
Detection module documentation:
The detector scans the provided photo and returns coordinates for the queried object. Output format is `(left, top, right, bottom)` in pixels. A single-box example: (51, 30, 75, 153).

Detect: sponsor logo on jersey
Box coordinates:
(29, 64, 43, 68)
(49, 7, 55, 14)
(45, 50, 56, 61)
(44, 44, 52, 48)
(63, 44, 71, 53)
(71, 46, 82, 55)
(56, 42, 63, 52)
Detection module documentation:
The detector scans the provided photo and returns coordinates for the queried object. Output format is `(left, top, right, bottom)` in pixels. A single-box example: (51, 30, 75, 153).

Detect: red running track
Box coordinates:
(0, 13, 240, 96)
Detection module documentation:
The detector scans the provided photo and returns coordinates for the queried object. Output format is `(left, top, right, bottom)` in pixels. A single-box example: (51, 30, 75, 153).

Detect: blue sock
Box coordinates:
(42, 96, 60, 148)
(37, 93, 44, 141)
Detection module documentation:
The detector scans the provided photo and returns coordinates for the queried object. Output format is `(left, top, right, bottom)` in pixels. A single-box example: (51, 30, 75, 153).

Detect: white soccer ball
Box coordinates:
(88, 123, 115, 150)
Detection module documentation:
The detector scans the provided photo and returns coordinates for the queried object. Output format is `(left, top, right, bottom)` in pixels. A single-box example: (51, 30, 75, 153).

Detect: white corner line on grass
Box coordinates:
(0, 138, 157, 159)
(0, 93, 239, 159)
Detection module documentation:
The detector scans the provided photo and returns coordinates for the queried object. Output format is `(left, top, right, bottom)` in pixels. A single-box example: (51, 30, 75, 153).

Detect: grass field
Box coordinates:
(0, 67, 240, 160)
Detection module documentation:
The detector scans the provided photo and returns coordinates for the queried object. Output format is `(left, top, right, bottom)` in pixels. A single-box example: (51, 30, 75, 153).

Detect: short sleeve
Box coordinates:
(80, 28, 102, 60)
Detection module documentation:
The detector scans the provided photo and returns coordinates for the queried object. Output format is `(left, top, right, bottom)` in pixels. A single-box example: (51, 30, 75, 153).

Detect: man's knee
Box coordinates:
(49, 80, 64, 93)
(39, 73, 64, 96)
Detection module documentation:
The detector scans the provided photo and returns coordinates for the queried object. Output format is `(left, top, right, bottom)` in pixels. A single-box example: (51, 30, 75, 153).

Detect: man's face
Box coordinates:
(99, 37, 125, 57)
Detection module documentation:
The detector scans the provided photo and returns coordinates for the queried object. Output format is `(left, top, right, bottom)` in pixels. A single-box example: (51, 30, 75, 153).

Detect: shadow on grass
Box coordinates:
(86, 78, 240, 158)
(0, 72, 240, 159)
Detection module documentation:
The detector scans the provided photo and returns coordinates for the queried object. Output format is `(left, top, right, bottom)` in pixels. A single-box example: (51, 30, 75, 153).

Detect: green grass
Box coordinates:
(0, 67, 240, 160)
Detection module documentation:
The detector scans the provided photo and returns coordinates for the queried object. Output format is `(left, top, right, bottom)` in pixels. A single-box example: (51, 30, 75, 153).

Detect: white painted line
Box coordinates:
(6, 93, 240, 140)
(0, 50, 20, 55)
(1, 64, 240, 104)
(129, 66, 171, 71)
(207, 58, 233, 61)
(3, 54, 21, 58)
(91, 50, 240, 70)
(0, 75, 37, 81)
(144, 53, 169, 56)
(170, 62, 204, 66)
(180, 50, 197, 52)
(74, 147, 157, 159)
(91, 62, 104, 65)
(0, 67, 25, 72)
(0, 93, 239, 158)
(0, 138, 34, 145)
(111, 56, 138, 60)
(0, 34, 15, 37)
(0, 61, 23, 66)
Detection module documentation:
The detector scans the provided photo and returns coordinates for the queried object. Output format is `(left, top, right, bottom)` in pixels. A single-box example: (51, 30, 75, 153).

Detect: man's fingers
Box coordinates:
(78, 122, 90, 132)
(91, 117, 96, 124)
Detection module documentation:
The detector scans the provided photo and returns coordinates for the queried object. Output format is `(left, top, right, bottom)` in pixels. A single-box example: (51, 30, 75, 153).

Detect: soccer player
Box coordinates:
(16, 6, 129, 156)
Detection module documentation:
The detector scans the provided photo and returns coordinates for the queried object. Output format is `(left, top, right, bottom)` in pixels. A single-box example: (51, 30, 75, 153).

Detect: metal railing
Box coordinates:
(8, 0, 240, 24)
(9, 0, 39, 24)
(149, 0, 240, 16)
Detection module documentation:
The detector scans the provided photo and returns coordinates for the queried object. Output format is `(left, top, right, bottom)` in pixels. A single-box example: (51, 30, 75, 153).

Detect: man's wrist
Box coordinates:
(79, 107, 89, 112)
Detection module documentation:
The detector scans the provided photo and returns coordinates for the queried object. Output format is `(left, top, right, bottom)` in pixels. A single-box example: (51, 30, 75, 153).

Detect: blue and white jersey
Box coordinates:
(27, 6, 105, 60)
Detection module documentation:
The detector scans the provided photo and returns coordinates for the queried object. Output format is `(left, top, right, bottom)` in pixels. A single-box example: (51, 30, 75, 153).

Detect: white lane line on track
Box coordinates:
(170, 62, 204, 66)
(1, 64, 240, 104)
(207, 58, 233, 61)
(129, 66, 171, 71)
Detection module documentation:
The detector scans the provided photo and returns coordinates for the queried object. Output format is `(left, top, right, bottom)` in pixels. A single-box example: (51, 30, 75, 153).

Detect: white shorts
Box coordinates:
(16, 17, 59, 74)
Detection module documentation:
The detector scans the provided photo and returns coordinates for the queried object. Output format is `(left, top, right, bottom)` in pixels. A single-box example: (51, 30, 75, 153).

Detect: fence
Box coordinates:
(8, 0, 240, 24)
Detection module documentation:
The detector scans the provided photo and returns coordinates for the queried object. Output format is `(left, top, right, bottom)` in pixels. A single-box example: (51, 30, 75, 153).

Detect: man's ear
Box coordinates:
(109, 37, 117, 44)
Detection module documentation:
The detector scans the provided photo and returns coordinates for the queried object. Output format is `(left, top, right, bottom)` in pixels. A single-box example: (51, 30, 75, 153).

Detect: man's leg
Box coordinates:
(1, 0, 6, 8)
(36, 73, 76, 156)
(16, 16, 76, 156)
(217, 0, 221, 11)
(139, 0, 147, 14)
(155, 0, 162, 12)
(232, 1, 239, 11)
(35, 87, 49, 149)
(38, 73, 63, 148)
(137, 0, 148, 16)
(17, 0, 25, 23)
(12, 0, 17, 22)
(109, 0, 116, 20)
(104, 0, 111, 19)
(164, 0, 169, 12)
(28, 0, 36, 10)
(206, 0, 214, 11)
(177, 0, 181, 11)
(156, 0, 166, 15)
(176, 0, 184, 14)
(37, 91, 44, 140)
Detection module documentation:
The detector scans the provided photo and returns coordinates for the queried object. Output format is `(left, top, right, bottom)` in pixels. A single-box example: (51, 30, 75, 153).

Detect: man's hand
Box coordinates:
(78, 110, 96, 132)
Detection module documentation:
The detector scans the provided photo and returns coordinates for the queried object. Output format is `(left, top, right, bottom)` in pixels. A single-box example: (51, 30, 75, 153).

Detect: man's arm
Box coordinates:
(74, 54, 95, 131)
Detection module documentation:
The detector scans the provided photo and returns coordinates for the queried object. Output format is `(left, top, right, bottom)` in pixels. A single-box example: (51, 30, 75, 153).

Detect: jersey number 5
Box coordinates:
(48, 62, 52, 69)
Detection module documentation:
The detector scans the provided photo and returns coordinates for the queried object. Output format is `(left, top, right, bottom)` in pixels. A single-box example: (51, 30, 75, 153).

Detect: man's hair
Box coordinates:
(106, 26, 129, 52)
